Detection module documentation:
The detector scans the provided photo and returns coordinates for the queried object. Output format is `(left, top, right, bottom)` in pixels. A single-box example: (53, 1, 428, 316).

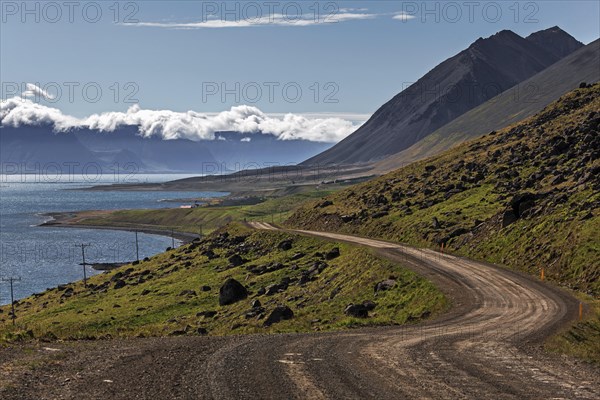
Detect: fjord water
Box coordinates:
(0, 174, 225, 303)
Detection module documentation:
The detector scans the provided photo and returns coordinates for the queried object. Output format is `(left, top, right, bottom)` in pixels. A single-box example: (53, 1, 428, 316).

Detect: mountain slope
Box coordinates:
(302, 27, 583, 166)
(375, 39, 600, 172)
(288, 84, 600, 296)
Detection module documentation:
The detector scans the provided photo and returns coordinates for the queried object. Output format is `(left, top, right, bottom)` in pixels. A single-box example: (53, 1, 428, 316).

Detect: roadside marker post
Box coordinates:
(579, 303, 583, 320)
(1, 277, 22, 325)
(540, 268, 545, 281)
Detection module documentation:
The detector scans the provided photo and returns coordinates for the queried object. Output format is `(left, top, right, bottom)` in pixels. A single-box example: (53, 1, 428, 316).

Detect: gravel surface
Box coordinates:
(1, 224, 598, 399)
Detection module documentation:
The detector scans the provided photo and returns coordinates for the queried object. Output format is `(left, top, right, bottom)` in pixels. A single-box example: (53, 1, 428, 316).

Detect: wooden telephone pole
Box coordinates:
(1, 277, 21, 325)
(75, 244, 91, 287)
(135, 231, 140, 262)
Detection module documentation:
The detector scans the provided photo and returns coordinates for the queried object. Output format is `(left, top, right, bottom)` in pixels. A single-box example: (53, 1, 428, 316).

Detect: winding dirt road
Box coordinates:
(1, 224, 598, 399)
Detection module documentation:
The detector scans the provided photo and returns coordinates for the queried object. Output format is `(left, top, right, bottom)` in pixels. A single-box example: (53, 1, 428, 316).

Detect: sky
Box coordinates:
(1, 0, 599, 141)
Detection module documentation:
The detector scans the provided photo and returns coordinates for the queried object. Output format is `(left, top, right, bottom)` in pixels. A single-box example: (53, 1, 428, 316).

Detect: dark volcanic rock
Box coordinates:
(278, 240, 293, 251)
(325, 248, 340, 260)
(344, 303, 369, 318)
(113, 280, 127, 290)
(228, 254, 247, 267)
(374, 279, 396, 292)
(263, 305, 294, 326)
(219, 278, 248, 306)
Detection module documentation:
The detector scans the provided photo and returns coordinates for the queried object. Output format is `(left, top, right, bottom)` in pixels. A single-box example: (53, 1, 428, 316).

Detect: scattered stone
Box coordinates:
(325, 248, 340, 260)
(201, 285, 211, 292)
(251, 299, 262, 308)
(179, 290, 197, 297)
(228, 254, 247, 267)
(344, 303, 369, 318)
(219, 278, 248, 306)
(113, 280, 127, 290)
(197, 327, 208, 335)
(374, 279, 396, 292)
(196, 310, 217, 318)
(278, 240, 293, 251)
(263, 305, 294, 326)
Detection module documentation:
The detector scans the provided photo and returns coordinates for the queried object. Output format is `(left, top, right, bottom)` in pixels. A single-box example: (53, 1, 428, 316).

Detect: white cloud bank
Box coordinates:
(0, 97, 365, 143)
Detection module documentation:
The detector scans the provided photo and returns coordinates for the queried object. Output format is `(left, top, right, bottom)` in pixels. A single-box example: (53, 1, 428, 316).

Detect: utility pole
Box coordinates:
(1, 277, 21, 325)
(75, 244, 91, 287)
(135, 231, 139, 262)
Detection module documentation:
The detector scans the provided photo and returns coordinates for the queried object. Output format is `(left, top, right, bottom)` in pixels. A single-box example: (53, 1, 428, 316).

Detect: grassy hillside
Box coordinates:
(288, 84, 600, 297)
(0, 223, 446, 340)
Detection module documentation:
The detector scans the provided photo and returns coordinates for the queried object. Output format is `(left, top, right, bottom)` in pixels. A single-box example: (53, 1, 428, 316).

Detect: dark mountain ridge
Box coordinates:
(302, 27, 583, 166)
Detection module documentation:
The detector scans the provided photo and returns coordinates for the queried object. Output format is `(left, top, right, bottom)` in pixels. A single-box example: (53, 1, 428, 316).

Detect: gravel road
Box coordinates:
(1, 223, 598, 399)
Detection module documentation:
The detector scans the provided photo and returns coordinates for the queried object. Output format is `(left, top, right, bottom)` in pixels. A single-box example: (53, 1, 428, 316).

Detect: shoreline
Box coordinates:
(40, 211, 201, 244)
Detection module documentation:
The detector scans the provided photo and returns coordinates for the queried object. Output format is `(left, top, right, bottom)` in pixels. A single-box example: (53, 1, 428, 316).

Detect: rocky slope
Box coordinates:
(0, 224, 444, 339)
(288, 84, 600, 296)
(302, 27, 583, 166)
(376, 39, 600, 171)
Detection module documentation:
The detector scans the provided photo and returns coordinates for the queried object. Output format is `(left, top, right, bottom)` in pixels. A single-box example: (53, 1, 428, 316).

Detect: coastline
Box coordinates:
(40, 211, 201, 243)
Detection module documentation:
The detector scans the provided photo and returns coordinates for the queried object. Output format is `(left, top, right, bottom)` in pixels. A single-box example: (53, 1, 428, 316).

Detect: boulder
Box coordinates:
(263, 305, 294, 326)
(325, 248, 340, 260)
(278, 240, 293, 251)
(374, 279, 396, 292)
(502, 210, 518, 227)
(344, 304, 369, 318)
(113, 280, 127, 290)
(228, 254, 247, 267)
(219, 278, 248, 306)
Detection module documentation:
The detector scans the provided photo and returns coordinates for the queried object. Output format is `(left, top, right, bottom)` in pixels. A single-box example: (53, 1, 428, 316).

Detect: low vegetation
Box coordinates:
(71, 190, 336, 235)
(287, 84, 600, 298)
(0, 223, 446, 340)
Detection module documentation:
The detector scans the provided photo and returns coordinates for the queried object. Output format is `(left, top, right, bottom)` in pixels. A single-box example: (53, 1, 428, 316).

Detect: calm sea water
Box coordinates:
(0, 174, 226, 303)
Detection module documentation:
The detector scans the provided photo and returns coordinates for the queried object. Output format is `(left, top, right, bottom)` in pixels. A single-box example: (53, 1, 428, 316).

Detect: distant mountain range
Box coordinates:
(303, 26, 584, 166)
(0, 125, 333, 174)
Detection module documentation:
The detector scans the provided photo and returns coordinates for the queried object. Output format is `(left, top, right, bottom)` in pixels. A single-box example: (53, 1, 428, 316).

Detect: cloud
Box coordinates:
(21, 83, 55, 100)
(240, 137, 251, 142)
(392, 12, 417, 22)
(126, 12, 378, 29)
(0, 97, 365, 143)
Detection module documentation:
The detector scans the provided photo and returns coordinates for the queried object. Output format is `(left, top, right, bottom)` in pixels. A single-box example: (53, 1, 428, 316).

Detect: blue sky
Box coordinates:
(1, 0, 599, 120)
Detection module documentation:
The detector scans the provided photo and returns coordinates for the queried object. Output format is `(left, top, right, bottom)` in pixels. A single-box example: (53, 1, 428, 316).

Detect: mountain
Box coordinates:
(74, 127, 217, 173)
(288, 83, 600, 296)
(375, 39, 600, 172)
(0, 125, 106, 173)
(0, 124, 333, 174)
(200, 132, 333, 168)
(526, 26, 585, 58)
(302, 27, 583, 166)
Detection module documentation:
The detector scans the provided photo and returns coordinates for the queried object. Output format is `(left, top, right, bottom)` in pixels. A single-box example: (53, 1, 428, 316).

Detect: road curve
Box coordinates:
(2, 224, 598, 400)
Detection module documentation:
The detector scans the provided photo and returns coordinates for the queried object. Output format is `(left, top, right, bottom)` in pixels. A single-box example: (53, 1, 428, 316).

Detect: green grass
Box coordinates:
(0, 223, 446, 340)
(287, 85, 600, 298)
(75, 190, 336, 235)
(545, 296, 600, 364)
